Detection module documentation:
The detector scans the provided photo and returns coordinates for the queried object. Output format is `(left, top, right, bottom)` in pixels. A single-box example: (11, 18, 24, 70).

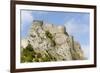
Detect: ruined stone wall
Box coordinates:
(21, 20, 85, 62)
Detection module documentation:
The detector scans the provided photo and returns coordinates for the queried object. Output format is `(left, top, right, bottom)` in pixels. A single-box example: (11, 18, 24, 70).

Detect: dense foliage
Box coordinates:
(21, 44, 56, 63)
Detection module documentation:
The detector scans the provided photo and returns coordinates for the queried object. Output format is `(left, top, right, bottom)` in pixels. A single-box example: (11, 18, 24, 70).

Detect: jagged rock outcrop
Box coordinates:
(21, 20, 85, 62)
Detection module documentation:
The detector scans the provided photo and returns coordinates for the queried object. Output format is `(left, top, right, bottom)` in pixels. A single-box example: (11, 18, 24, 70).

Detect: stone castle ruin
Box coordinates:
(21, 20, 85, 62)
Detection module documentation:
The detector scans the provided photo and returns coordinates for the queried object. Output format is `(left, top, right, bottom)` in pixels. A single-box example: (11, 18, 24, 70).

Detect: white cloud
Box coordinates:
(64, 18, 89, 35)
(21, 11, 33, 26)
(64, 18, 90, 59)
(21, 11, 34, 38)
(21, 10, 49, 26)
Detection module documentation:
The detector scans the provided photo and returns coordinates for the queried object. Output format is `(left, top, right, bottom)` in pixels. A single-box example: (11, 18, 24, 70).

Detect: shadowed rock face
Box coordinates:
(21, 20, 85, 62)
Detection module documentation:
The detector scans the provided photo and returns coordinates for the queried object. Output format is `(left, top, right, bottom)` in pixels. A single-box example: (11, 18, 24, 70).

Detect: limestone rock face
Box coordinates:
(21, 20, 85, 62)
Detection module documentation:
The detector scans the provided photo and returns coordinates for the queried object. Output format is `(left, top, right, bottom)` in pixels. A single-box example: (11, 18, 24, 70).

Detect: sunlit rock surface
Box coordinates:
(21, 20, 85, 62)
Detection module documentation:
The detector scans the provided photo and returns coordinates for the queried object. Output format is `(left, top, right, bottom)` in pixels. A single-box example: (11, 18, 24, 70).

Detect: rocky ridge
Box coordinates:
(21, 20, 85, 62)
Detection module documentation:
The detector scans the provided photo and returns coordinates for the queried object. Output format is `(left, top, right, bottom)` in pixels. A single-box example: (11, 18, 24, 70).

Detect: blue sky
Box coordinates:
(20, 10, 90, 59)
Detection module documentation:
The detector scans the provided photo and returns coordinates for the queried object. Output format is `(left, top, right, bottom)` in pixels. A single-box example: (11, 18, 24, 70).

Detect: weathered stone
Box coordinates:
(54, 33, 68, 45)
(21, 20, 85, 61)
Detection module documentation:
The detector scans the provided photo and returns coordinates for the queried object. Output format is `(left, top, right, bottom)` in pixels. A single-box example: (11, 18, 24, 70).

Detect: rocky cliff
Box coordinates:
(21, 20, 85, 63)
